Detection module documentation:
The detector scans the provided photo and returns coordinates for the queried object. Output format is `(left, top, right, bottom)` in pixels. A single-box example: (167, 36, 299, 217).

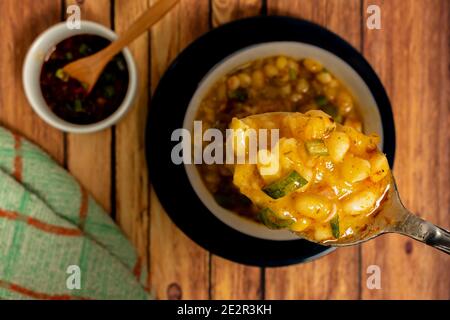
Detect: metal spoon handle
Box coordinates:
(395, 213, 450, 254)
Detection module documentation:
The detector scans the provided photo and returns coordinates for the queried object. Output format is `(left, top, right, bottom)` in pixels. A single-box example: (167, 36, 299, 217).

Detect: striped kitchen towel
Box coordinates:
(0, 126, 149, 299)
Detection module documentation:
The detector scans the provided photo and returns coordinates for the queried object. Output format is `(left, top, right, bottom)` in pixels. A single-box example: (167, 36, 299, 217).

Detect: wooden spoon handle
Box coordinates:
(100, 0, 179, 60)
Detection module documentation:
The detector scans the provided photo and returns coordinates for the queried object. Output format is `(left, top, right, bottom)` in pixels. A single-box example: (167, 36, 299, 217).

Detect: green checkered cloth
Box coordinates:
(0, 126, 149, 299)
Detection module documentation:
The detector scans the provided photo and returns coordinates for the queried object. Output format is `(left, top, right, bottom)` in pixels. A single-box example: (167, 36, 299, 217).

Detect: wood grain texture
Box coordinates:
(149, 0, 210, 300)
(212, 0, 262, 27)
(2, 0, 448, 300)
(210, 256, 262, 299)
(210, 0, 263, 300)
(0, 0, 64, 163)
(114, 0, 151, 282)
(361, 0, 450, 299)
(65, 0, 112, 212)
(267, 0, 361, 48)
(266, 0, 361, 300)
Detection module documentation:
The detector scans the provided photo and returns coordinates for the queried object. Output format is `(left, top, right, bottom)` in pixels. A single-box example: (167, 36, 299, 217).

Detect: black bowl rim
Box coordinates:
(146, 15, 396, 267)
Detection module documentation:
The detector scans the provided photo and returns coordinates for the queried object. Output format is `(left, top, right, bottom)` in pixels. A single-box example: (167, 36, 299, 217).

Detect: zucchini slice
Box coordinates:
(330, 214, 340, 238)
(320, 104, 343, 123)
(228, 88, 248, 102)
(315, 95, 328, 107)
(305, 139, 329, 156)
(262, 171, 308, 199)
(258, 207, 294, 229)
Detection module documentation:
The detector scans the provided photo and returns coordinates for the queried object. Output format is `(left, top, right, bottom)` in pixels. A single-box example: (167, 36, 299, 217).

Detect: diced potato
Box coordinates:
(341, 155, 371, 183)
(238, 73, 252, 88)
(290, 217, 312, 232)
(294, 194, 332, 221)
(295, 78, 310, 93)
(302, 110, 336, 140)
(343, 190, 378, 215)
(229, 118, 252, 157)
(251, 70, 265, 88)
(285, 114, 308, 138)
(323, 85, 337, 101)
(344, 117, 363, 132)
(336, 90, 353, 114)
(342, 126, 380, 156)
(325, 131, 350, 162)
(316, 72, 332, 84)
(305, 110, 331, 118)
(369, 153, 390, 182)
(303, 58, 323, 73)
(275, 56, 288, 69)
(216, 82, 227, 101)
(227, 75, 240, 90)
(314, 224, 333, 241)
(257, 148, 281, 183)
(290, 93, 303, 102)
(279, 84, 292, 96)
(328, 79, 339, 88)
(233, 164, 256, 189)
(363, 134, 380, 152)
(264, 64, 279, 77)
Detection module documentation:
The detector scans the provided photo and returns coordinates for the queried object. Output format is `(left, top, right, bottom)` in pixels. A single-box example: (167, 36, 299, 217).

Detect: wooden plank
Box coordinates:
(267, 0, 361, 48)
(266, 0, 361, 299)
(212, 0, 262, 26)
(211, 256, 262, 299)
(0, 0, 64, 162)
(210, 0, 263, 300)
(361, 0, 450, 299)
(114, 0, 151, 281)
(149, 0, 210, 299)
(64, 0, 112, 212)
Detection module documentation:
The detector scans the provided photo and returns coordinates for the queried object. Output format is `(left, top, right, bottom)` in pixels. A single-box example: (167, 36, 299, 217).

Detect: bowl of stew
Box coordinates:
(23, 21, 137, 133)
(147, 16, 395, 265)
(183, 42, 385, 241)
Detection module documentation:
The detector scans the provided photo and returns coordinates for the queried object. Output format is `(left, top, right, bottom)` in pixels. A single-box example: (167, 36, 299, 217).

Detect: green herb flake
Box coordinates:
(315, 95, 328, 107)
(228, 88, 248, 102)
(55, 68, 69, 82)
(289, 68, 298, 80)
(104, 85, 115, 98)
(320, 104, 343, 123)
(330, 214, 340, 238)
(73, 99, 83, 112)
(79, 43, 90, 55)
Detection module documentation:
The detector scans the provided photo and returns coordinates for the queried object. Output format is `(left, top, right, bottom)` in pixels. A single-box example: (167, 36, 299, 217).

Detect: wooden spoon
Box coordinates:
(63, 0, 179, 92)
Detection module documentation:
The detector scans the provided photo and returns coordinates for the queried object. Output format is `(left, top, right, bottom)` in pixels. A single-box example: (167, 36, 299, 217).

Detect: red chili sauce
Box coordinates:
(40, 35, 129, 125)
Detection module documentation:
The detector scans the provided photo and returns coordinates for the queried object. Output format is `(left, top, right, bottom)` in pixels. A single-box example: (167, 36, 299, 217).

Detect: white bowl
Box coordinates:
(23, 21, 138, 134)
(184, 42, 383, 241)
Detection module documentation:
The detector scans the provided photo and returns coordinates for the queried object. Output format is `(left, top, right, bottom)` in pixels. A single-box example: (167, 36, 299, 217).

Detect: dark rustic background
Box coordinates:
(0, 0, 448, 299)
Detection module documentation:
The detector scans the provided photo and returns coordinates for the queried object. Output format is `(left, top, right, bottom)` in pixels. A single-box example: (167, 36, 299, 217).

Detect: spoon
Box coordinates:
(239, 112, 450, 254)
(63, 0, 179, 92)
(302, 173, 450, 254)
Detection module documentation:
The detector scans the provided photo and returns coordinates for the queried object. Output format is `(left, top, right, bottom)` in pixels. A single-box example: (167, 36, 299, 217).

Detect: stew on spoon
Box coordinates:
(230, 111, 391, 244)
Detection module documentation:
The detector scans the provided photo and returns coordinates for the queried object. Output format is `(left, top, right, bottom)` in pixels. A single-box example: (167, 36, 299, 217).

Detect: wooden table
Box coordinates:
(0, 0, 448, 300)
